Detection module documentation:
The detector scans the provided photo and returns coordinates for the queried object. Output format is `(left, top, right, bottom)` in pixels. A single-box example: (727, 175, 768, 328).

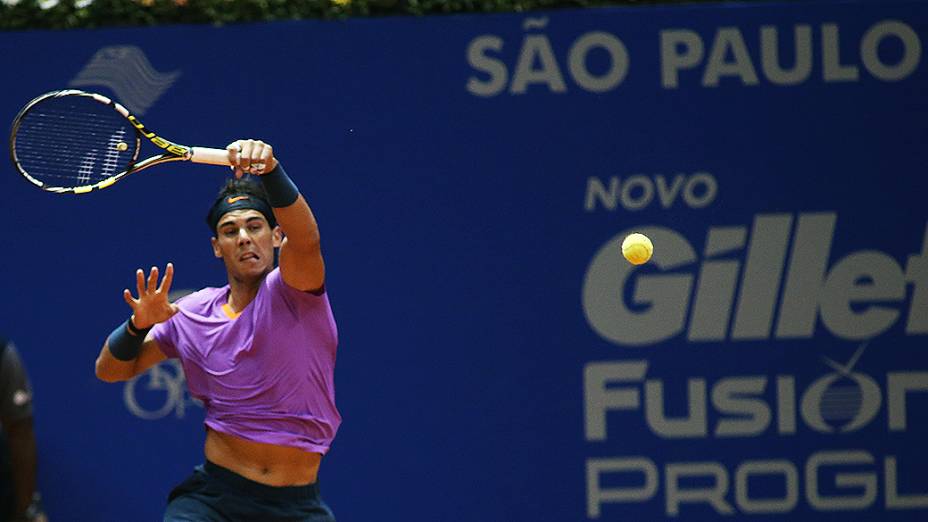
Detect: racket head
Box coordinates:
(9, 90, 141, 194)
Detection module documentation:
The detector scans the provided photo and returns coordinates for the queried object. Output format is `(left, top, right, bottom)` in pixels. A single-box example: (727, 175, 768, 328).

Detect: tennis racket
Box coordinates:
(9, 89, 231, 194)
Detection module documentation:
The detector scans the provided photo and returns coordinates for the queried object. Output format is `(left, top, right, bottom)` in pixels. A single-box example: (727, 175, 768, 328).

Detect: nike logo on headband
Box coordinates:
(226, 196, 250, 204)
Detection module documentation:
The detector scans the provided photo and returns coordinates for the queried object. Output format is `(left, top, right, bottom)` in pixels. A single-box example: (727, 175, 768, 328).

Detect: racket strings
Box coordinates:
(16, 129, 128, 166)
(12, 96, 138, 188)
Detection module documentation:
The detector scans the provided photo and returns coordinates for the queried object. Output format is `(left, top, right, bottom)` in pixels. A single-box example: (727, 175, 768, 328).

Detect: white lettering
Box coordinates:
(661, 29, 704, 88)
(806, 451, 877, 510)
(822, 24, 860, 82)
(510, 34, 567, 94)
(586, 452, 915, 516)
(645, 378, 708, 438)
(860, 20, 922, 81)
(703, 27, 759, 87)
(584, 361, 647, 441)
(620, 175, 654, 210)
(887, 372, 928, 431)
(568, 32, 629, 92)
(656, 22, 921, 89)
(584, 173, 718, 212)
(582, 226, 695, 346)
(666, 462, 735, 516)
(761, 25, 813, 85)
(584, 176, 618, 211)
(582, 214, 928, 346)
(465, 36, 507, 97)
(735, 460, 799, 513)
(712, 377, 771, 437)
(655, 175, 685, 207)
(682, 172, 717, 208)
(586, 457, 658, 518)
(583, 360, 920, 439)
(885, 456, 928, 509)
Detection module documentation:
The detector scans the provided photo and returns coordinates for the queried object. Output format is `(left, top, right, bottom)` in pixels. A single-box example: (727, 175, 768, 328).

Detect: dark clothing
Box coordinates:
(0, 340, 35, 522)
(0, 341, 33, 424)
(164, 461, 336, 522)
(0, 429, 10, 522)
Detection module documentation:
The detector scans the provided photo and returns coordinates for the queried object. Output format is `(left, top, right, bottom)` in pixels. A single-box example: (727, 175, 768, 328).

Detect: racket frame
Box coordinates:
(9, 89, 228, 194)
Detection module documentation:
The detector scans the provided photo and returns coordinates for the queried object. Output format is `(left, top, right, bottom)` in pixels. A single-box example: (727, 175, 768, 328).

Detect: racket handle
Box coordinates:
(189, 147, 232, 166)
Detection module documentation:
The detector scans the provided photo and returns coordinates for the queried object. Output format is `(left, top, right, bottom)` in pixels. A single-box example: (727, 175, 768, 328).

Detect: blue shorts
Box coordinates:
(164, 461, 336, 522)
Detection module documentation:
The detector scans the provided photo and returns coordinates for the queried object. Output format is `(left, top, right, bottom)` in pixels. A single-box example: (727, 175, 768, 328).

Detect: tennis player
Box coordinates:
(94, 139, 340, 521)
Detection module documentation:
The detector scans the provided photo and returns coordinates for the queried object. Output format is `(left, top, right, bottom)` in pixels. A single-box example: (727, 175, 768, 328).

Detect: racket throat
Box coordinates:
(127, 115, 191, 158)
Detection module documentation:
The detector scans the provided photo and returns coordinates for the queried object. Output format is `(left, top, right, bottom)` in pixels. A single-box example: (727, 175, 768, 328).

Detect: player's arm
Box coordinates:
(95, 264, 177, 383)
(95, 334, 167, 383)
(228, 139, 324, 292)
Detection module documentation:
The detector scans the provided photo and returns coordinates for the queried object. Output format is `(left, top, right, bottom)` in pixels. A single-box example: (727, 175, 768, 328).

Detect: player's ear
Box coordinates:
(272, 226, 283, 248)
(210, 237, 222, 258)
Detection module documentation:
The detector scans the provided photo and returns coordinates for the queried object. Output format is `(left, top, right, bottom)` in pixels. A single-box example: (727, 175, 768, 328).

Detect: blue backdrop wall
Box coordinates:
(1, 0, 927, 520)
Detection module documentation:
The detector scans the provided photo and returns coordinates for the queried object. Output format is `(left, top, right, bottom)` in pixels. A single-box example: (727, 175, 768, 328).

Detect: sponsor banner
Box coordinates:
(0, 1, 925, 520)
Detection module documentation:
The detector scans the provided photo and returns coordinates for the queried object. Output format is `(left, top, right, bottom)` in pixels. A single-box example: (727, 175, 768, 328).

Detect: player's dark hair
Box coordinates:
(205, 178, 277, 233)
(215, 178, 271, 204)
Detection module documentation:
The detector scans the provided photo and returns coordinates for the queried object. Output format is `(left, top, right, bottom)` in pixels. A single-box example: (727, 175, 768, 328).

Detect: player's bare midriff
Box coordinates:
(204, 427, 322, 486)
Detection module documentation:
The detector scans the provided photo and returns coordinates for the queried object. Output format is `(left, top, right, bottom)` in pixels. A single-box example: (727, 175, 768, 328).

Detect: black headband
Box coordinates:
(206, 193, 277, 233)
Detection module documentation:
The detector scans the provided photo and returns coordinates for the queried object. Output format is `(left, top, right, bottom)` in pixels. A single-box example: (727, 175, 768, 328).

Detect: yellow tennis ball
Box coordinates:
(622, 233, 653, 265)
(116, 142, 128, 151)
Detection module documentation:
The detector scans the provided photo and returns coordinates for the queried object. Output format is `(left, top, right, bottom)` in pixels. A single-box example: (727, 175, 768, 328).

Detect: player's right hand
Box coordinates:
(123, 263, 179, 330)
(226, 139, 278, 179)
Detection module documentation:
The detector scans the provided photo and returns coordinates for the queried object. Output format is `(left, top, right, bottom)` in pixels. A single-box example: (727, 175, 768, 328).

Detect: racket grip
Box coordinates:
(189, 147, 232, 166)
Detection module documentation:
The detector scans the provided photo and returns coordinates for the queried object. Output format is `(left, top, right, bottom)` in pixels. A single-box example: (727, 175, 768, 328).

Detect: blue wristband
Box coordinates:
(259, 163, 300, 208)
(107, 318, 150, 361)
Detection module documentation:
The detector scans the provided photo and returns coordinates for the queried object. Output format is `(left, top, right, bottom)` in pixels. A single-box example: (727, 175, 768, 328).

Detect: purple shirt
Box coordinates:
(151, 268, 340, 454)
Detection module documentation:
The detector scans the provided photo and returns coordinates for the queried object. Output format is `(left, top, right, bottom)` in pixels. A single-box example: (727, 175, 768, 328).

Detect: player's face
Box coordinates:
(211, 209, 282, 281)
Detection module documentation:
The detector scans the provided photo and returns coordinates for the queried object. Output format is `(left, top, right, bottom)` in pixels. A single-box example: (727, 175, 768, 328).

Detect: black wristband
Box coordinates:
(126, 316, 150, 337)
(259, 163, 300, 208)
(107, 318, 150, 361)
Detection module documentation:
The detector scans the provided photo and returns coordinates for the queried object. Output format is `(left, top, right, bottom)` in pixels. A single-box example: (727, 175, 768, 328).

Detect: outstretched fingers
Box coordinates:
(158, 263, 175, 294)
(147, 266, 159, 294)
(123, 264, 179, 328)
(122, 288, 137, 309)
(135, 268, 146, 297)
(131, 264, 173, 300)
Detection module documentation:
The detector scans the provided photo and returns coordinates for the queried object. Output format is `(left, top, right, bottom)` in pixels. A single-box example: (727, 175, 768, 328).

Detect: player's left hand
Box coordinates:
(226, 139, 278, 179)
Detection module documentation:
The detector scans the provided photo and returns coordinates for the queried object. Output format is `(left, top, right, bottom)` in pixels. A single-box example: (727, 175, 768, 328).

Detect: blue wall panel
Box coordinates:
(0, 1, 926, 519)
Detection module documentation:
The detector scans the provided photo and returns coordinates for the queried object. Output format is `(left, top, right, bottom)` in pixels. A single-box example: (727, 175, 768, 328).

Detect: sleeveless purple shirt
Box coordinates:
(151, 268, 340, 454)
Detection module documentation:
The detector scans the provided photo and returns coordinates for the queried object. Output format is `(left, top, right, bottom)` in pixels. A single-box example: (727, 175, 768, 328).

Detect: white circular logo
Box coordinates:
(123, 359, 201, 420)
